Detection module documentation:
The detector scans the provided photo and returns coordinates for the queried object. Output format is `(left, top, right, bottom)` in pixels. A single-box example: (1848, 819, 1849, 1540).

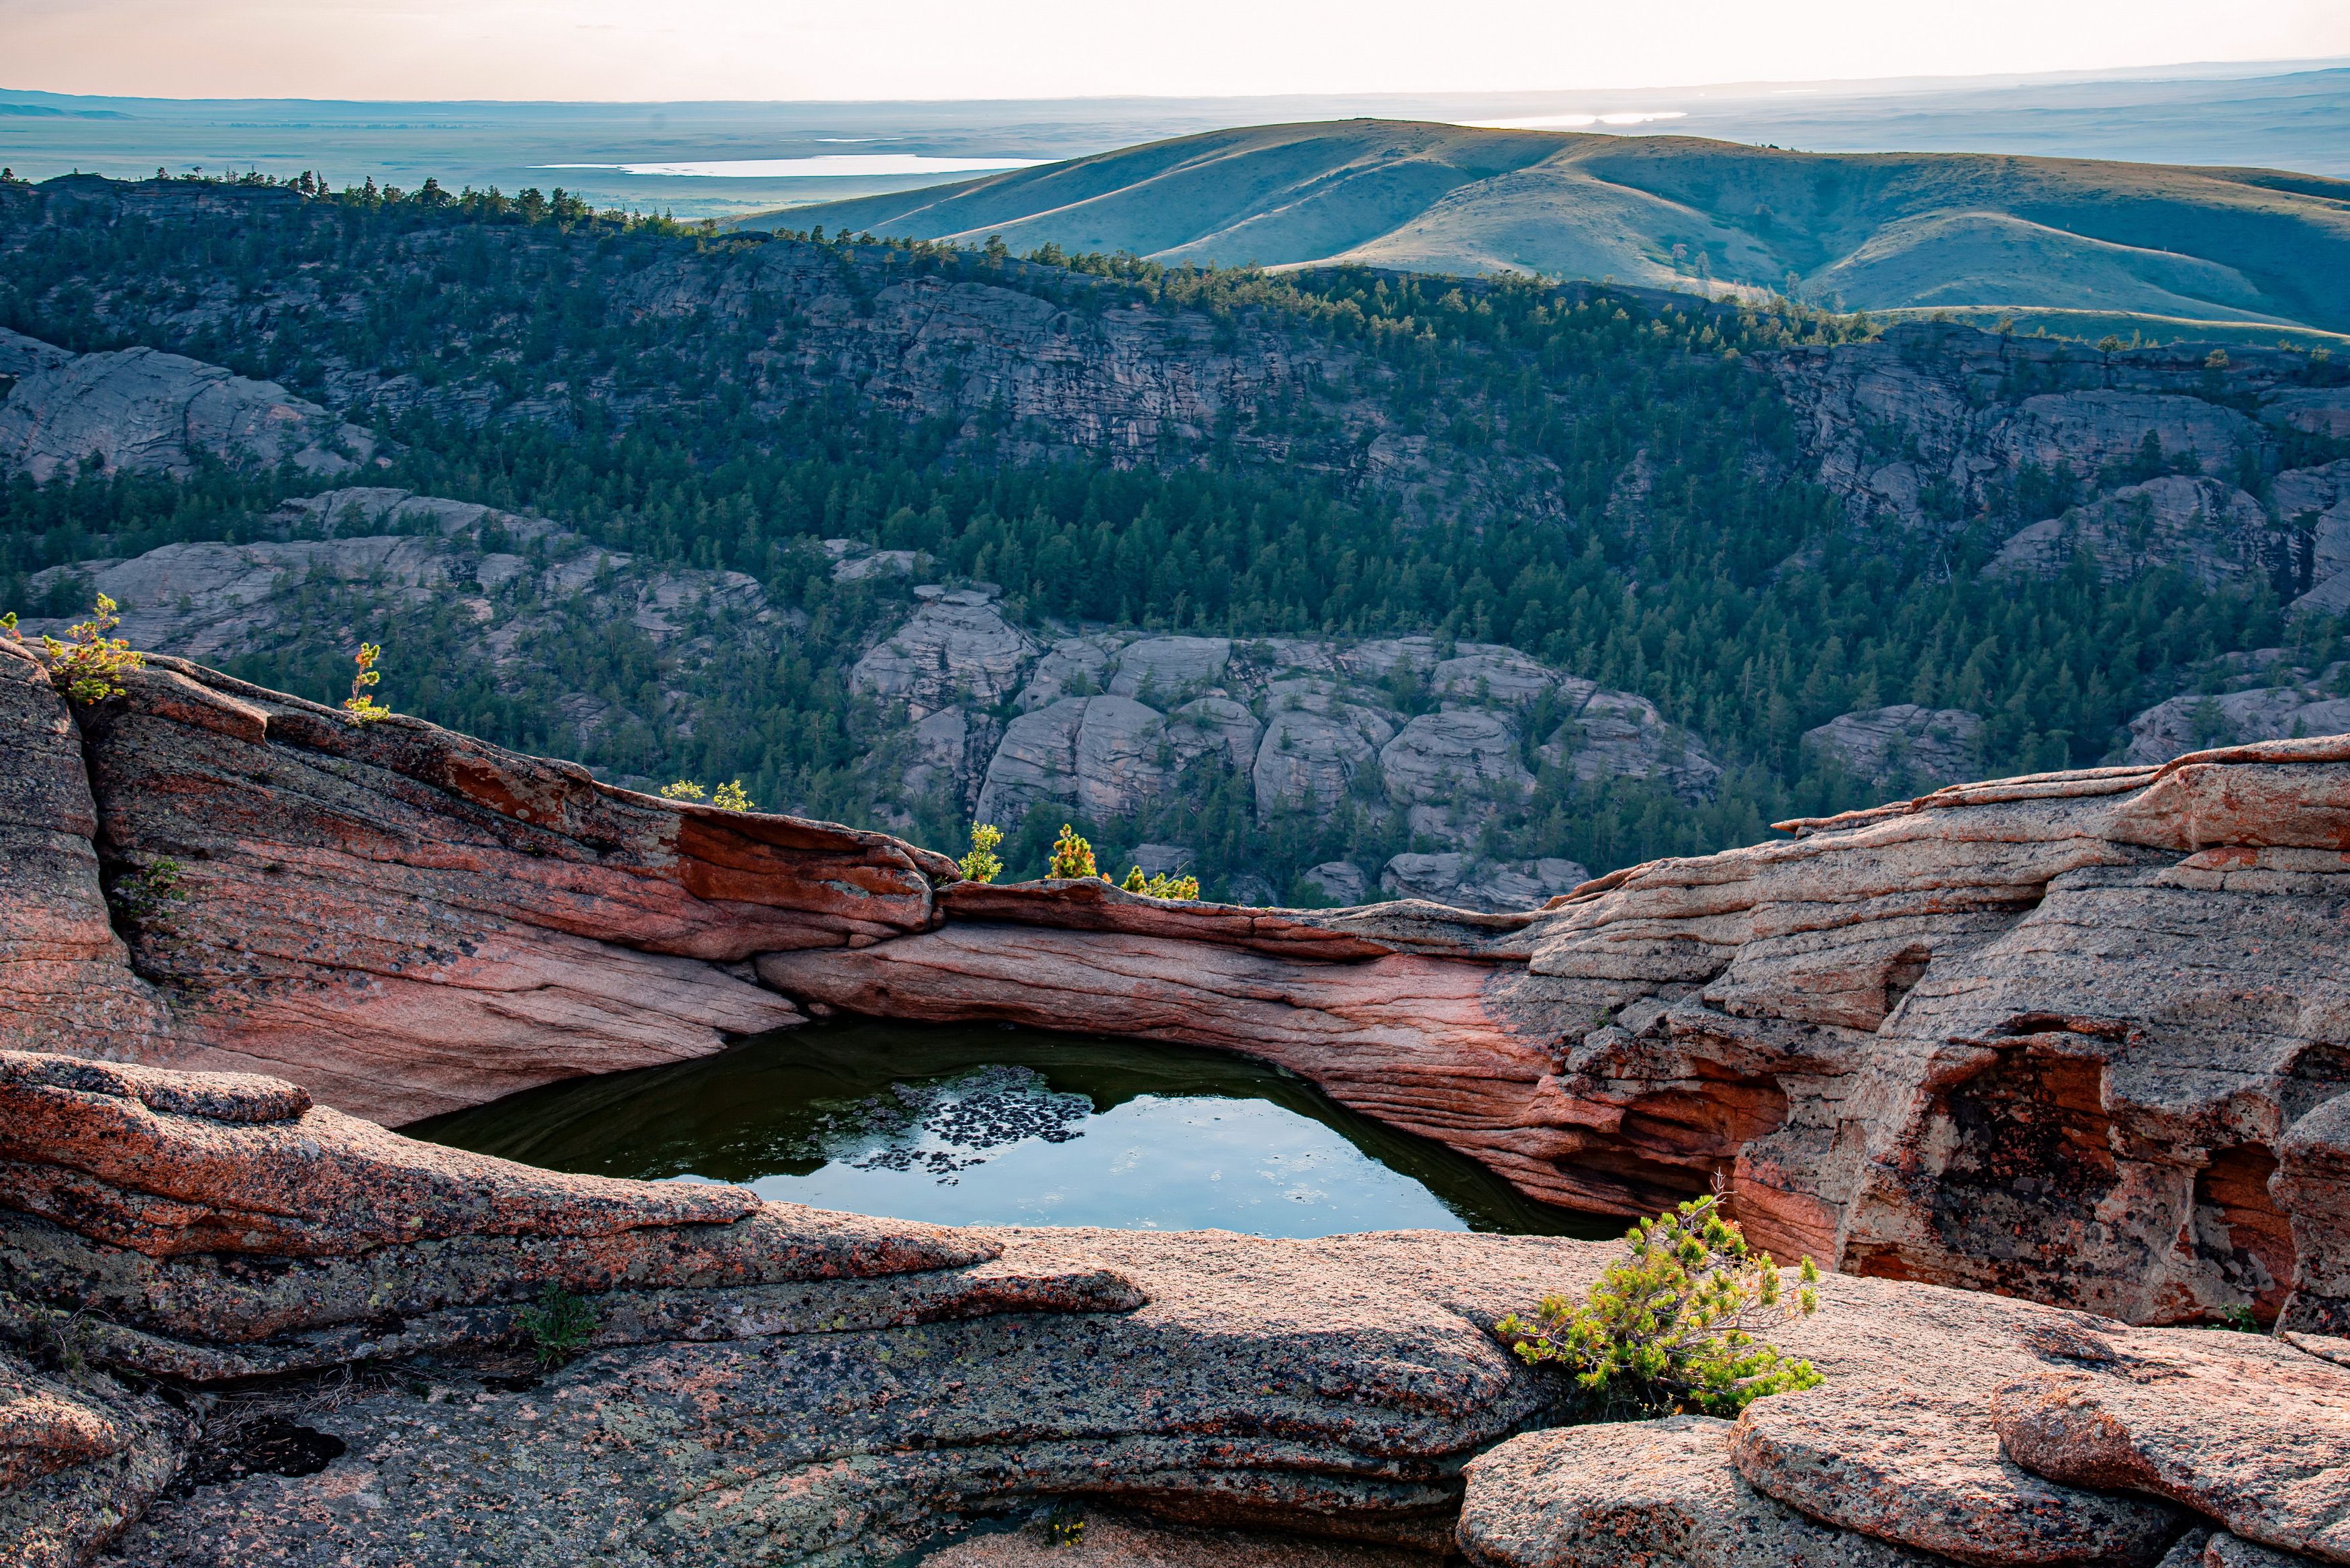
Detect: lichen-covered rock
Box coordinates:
(1380, 853, 1590, 912)
(1990, 1327, 2350, 1563)
(1727, 1300, 2186, 1568)
(1459, 1414, 1946, 1567)
(851, 591, 1039, 720)
(103, 1224, 1599, 1566)
(1803, 705, 1983, 789)
(0, 334, 376, 481)
(0, 1350, 185, 1568)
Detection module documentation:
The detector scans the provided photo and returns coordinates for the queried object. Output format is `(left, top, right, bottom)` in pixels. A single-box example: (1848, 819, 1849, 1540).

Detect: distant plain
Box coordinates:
(2, 59, 2346, 219)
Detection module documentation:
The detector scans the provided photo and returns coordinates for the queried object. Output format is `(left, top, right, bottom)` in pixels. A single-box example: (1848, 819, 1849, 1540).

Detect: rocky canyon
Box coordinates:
(4, 168, 2350, 1568)
(4, 633, 2349, 1567)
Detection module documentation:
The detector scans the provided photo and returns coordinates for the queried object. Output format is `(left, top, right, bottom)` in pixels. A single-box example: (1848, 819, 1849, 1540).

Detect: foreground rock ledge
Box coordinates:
(6, 1047, 2347, 1567)
(3, 642, 2349, 1328)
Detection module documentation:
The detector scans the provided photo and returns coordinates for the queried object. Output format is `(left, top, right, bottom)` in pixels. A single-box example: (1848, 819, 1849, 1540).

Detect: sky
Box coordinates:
(5, 0, 2349, 102)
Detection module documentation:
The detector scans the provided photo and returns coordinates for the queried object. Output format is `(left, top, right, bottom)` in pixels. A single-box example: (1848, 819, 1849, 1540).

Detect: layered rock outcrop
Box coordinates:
(1766, 325, 2350, 575)
(8, 1046, 2345, 1567)
(5, 641, 2347, 1335)
(11, 1039, 2349, 1568)
(0, 327, 377, 482)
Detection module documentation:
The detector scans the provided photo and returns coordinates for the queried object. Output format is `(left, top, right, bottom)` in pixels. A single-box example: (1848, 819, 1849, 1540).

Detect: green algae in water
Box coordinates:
(411, 1019, 1616, 1238)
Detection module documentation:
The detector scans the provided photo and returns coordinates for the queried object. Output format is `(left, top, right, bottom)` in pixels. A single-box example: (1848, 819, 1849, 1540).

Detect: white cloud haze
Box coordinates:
(2, 0, 2346, 101)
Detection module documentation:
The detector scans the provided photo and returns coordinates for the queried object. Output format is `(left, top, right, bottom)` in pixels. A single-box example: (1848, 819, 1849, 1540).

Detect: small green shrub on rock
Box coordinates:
(1048, 824, 1099, 881)
(342, 641, 390, 725)
(1495, 1193, 1822, 1418)
(1121, 865, 1201, 900)
(33, 595, 144, 704)
(659, 779, 755, 811)
(111, 859, 187, 926)
(517, 1285, 599, 1368)
(958, 822, 1004, 883)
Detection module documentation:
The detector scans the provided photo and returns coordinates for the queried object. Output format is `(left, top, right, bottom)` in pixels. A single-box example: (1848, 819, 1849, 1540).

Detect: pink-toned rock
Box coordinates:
(34, 654, 966, 1120)
(0, 640, 178, 1059)
(1991, 1328, 2350, 1564)
(1723, 1289, 2186, 1568)
(755, 921, 1606, 1210)
(1458, 1414, 1946, 1567)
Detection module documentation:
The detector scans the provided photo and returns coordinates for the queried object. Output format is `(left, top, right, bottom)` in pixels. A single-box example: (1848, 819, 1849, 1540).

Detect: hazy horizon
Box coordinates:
(5, 0, 2349, 103)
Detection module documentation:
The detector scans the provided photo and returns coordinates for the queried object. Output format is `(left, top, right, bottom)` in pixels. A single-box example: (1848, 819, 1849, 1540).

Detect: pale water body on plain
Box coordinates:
(5, 64, 2345, 220)
(412, 1019, 1617, 1238)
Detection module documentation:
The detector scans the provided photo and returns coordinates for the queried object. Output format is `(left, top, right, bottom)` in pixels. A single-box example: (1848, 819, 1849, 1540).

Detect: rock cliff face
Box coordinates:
(22, 505, 1710, 912)
(3, 642, 2346, 1341)
(0, 326, 377, 482)
(5, 642, 2349, 1566)
(1767, 323, 2350, 605)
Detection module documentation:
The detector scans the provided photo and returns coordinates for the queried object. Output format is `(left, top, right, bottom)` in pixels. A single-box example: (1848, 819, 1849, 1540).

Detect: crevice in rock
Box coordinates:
(2191, 1143, 2293, 1324)
(2282, 1042, 2350, 1126)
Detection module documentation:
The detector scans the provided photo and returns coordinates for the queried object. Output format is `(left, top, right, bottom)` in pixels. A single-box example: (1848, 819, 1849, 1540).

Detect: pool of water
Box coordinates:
(410, 1020, 1617, 1238)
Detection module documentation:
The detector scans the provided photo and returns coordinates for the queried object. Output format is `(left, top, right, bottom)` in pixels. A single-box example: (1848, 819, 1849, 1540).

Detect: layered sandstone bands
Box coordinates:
(3, 640, 2347, 1333)
(12, 1042, 2350, 1568)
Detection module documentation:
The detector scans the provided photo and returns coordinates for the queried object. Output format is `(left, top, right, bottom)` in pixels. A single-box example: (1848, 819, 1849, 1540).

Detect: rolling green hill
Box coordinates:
(771, 122, 2350, 335)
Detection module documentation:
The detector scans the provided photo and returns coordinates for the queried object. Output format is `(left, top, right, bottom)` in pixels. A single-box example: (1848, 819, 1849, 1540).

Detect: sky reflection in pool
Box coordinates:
(412, 1020, 1612, 1238)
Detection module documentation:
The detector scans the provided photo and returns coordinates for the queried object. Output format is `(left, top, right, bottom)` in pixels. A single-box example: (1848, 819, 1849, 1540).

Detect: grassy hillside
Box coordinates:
(775, 123, 2350, 334)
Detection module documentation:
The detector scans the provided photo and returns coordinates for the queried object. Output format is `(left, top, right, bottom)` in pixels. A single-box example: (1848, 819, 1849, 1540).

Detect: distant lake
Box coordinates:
(3, 65, 2344, 221)
(542, 155, 1047, 179)
(410, 1018, 1618, 1239)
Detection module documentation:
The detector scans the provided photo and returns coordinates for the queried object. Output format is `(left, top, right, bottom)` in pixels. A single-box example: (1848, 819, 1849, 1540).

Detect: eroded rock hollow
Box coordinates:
(5, 638, 2345, 1334)
(5, 639, 2350, 1565)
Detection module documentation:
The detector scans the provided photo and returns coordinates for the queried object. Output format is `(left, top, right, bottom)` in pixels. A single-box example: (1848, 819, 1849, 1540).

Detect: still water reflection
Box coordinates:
(411, 1020, 1617, 1239)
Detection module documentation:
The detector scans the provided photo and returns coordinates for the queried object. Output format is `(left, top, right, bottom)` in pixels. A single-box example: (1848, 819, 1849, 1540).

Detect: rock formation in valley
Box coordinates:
(4, 636, 2345, 1340)
(0, 326, 377, 483)
(15, 483, 1701, 911)
(1767, 324, 2350, 605)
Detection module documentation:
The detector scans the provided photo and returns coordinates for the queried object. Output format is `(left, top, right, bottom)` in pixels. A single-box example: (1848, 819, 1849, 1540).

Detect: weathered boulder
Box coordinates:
(1110, 636, 1231, 701)
(1988, 477, 2275, 586)
(1459, 1414, 1946, 1567)
(2124, 664, 2350, 764)
(1804, 705, 1984, 790)
(1728, 1301, 2186, 1567)
(1545, 688, 1720, 801)
(975, 694, 1175, 823)
(851, 591, 1039, 720)
(0, 332, 376, 481)
(1255, 687, 1396, 815)
(1990, 1326, 2350, 1564)
(1303, 860, 1371, 904)
(1381, 711, 1534, 803)
(0, 1349, 185, 1568)
(1382, 853, 1591, 912)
